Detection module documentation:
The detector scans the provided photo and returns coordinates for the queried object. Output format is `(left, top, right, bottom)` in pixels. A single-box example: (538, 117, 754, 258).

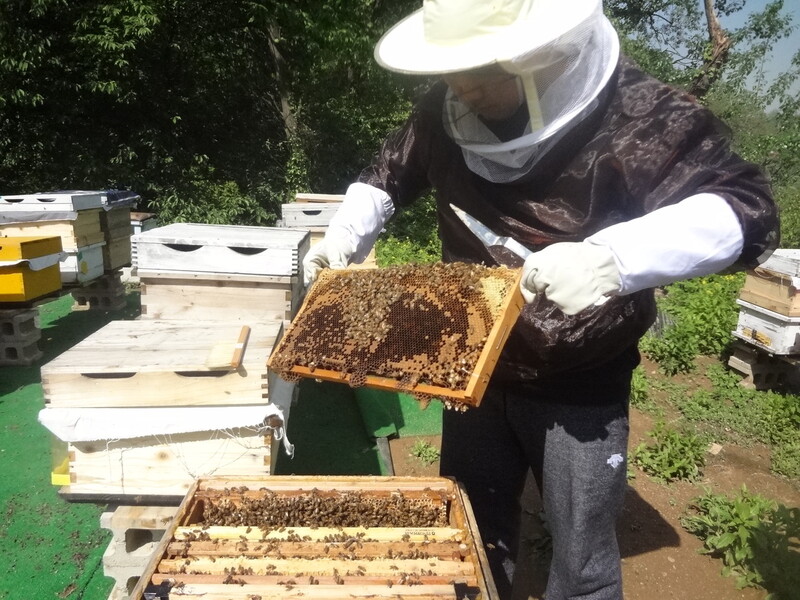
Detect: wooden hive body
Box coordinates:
(131, 475, 498, 600)
(41, 319, 284, 407)
(269, 263, 524, 409)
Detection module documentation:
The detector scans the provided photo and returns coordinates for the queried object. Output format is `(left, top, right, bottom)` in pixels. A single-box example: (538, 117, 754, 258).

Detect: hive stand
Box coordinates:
(100, 505, 180, 600)
(727, 340, 798, 391)
(71, 270, 127, 311)
(0, 307, 42, 366)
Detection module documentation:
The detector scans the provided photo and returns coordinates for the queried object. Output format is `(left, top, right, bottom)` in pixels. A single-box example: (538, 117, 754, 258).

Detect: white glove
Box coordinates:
(520, 242, 621, 315)
(302, 236, 354, 287)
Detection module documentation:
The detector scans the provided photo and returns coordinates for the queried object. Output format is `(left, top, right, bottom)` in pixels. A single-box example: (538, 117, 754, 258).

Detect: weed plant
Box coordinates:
(682, 486, 800, 598)
(409, 439, 440, 466)
(632, 420, 708, 482)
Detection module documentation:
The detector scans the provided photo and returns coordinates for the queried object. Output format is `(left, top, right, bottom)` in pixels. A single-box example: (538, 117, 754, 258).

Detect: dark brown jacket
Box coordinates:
(359, 57, 778, 394)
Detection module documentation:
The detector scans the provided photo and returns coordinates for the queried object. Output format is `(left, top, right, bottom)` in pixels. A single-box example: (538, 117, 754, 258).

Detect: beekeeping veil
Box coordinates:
(374, 0, 619, 183)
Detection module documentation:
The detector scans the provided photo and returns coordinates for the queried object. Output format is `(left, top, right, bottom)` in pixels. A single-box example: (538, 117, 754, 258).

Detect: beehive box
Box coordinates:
(138, 270, 303, 323)
(733, 299, 800, 355)
(134, 223, 310, 277)
(269, 263, 524, 409)
(0, 190, 106, 212)
(41, 320, 284, 408)
(62, 423, 281, 500)
(61, 242, 105, 284)
(0, 236, 63, 302)
(281, 202, 341, 228)
(130, 475, 498, 600)
(739, 249, 800, 317)
(98, 206, 133, 269)
(0, 208, 105, 249)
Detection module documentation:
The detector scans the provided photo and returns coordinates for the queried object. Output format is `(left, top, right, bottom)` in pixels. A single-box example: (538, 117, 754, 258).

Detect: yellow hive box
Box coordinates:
(0, 236, 64, 302)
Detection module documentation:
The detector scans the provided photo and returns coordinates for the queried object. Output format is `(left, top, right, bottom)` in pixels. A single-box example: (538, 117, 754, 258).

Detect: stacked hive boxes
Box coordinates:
(0, 235, 64, 303)
(734, 249, 800, 355)
(0, 236, 65, 365)
(38, 223, 310, 501)
(281, 193, 378, 269)
(0, 191, 109, 284)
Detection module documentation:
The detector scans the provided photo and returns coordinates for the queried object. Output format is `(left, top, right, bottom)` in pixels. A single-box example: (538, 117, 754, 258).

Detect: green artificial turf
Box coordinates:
(0, 292, 140, 600)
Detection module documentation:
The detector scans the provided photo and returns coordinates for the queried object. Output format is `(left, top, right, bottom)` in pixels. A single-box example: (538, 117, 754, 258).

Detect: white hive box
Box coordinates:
(39, 404, 291, 500)
(733, 299, 800, 355)
(40, 319, 284, 408)
(0, 190, 106, 212)
(133, 223, 309, 277)
(61, 242, 105, 284)
(280, 201, 340, 227)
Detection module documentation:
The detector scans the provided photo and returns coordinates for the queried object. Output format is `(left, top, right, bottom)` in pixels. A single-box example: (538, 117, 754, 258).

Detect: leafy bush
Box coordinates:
(639, 273, 745, 374)
(682, 486, 800, 597)
(632, 420, 707, 482)
(376, 194, 441, 266)
(639, 325, 699, 375)
(150, 170, 272, 226)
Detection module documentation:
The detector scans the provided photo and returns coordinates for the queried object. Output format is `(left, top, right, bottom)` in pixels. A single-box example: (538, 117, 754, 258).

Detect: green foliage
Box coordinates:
(676, 363, 800, 479)
(409, 439, 440, 466)
(150, 170, 271, 226)
(629, 366, 660, 414)
(639, 274, 745, 374)
(376, 195, 442, 266)
(682, 486, 800, 596)
(639, 326, 698, 375)
(632, 420, 707, 482)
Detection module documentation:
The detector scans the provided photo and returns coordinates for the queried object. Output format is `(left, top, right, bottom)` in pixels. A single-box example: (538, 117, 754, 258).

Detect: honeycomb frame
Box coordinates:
(268, 263, 524, 409)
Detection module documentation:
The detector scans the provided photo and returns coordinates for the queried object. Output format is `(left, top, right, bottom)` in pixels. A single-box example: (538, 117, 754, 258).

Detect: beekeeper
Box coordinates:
(303, 0, 779, 598)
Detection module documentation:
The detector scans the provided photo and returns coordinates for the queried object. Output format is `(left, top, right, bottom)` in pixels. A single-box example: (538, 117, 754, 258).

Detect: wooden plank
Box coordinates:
(205, 325, 251, 370)
(194, 475, 455, 494)
(293, 193, 345, 203)
(145, 581, 459, 599)
(157, 556, 476, 577)
(174, 526, 465, 543)
(166, 540, 467, 559)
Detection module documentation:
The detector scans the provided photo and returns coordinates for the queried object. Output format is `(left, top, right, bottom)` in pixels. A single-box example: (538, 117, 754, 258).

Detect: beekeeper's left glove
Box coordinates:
(303, 235, 354, 287)
(520, 242, 620, 314)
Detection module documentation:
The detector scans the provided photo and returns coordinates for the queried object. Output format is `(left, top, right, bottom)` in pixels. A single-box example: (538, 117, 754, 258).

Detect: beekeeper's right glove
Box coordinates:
(302, 182, 395, 287)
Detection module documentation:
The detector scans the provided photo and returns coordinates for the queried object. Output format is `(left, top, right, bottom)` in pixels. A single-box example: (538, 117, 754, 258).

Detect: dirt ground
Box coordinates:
(388, 357, 800, 600)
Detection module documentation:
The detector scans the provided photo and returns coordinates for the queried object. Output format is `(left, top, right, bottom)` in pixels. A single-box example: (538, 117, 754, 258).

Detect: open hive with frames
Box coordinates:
(268, 262, 524, 409)
(130, 475, 499, 599)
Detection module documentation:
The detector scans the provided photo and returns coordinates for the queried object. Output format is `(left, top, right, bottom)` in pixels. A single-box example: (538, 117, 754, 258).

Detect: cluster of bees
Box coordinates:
(201, 488, 449, 528)
(269, 262, 518, 407)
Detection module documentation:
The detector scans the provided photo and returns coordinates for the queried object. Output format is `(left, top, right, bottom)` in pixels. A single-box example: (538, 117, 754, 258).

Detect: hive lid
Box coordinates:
(132, 223, 309, 249)
(759, 249, 800, 277)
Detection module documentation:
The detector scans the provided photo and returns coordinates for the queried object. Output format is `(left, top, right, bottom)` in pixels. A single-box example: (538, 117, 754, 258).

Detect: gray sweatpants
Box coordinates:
(440, 386, 630, 600)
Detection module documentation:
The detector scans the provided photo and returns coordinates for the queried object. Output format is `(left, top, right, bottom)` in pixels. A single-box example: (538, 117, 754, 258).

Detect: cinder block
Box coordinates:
(100, 505, 179, 600)
(0, 308, 40, 342)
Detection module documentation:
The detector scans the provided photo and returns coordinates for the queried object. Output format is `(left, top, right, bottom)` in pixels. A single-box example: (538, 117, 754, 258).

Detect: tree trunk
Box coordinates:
(267, 24, 297, 138)
(689, 0, 732, 99)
